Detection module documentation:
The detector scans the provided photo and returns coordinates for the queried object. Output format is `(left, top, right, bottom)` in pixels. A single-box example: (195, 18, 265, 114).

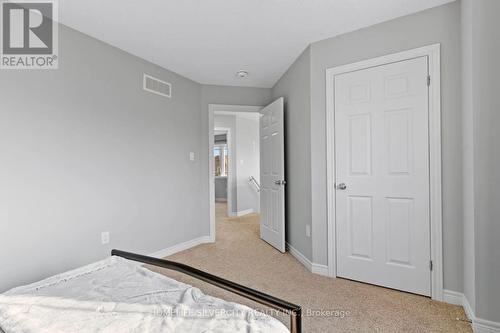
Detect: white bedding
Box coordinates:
(0, 257, 289, 333)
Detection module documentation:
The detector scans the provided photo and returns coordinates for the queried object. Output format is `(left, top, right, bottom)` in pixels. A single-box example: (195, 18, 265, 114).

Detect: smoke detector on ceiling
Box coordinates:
(236, 70, 249, 78)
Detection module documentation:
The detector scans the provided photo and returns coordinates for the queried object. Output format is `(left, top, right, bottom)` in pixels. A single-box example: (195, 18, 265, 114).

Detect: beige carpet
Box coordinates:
(149, 203, 472, 332)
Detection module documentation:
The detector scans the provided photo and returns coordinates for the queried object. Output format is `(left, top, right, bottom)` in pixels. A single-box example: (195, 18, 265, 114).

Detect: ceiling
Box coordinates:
(59, 0, 454, 88)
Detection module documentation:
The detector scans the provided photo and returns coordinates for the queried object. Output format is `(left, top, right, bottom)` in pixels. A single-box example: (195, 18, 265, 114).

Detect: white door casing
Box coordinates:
(260, 97, 286, 252)
(326, 44, 443, 300)
(335, 57, 430, 296)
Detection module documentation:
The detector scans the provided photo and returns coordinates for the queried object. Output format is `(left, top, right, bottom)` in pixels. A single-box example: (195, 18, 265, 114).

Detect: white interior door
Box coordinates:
(260, 97, 285, 252)
(334, 57, 431, 296)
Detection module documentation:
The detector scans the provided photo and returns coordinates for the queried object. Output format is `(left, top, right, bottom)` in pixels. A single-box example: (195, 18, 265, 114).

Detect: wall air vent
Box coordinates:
(143, 74, 171, 98)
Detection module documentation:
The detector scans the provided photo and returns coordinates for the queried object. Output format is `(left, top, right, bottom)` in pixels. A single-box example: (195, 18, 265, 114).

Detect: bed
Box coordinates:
(0, 249, 301, 333)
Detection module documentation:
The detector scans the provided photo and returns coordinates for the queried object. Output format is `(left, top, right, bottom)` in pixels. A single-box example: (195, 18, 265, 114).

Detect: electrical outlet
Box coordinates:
(101, 232, 110, 245)
(306, 225, 311, 238)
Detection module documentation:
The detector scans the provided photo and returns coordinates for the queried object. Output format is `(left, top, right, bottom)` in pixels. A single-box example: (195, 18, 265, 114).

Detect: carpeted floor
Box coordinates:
(150, 203, 472, 332)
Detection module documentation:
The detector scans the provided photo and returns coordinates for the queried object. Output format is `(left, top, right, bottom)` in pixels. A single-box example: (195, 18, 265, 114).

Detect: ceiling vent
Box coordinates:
(143, 74, 171, 98)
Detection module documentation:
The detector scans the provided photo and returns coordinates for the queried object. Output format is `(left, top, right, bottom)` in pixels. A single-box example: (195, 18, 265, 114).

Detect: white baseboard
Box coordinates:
(462, 296, 476, 329)
(286, 242, 329, 277)
(228, 208, 254, 217)
(443, 289, 464, 306)
(286, 242, 312, 271)
(149, 235, 211, 258)
(311, 263, 329, 276)
(443, 289, 500, 333)
(474, 319, 500, 333)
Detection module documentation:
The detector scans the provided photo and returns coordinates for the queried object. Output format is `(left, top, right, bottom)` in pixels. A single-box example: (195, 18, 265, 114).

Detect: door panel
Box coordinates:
(348, 196, 373, 260)
(335, 57, 431, 296)
(386, 109, 413, 175)
(348, 114, 372, 175)
(386, 197, 414, 266)
(260, 98, 285, 252)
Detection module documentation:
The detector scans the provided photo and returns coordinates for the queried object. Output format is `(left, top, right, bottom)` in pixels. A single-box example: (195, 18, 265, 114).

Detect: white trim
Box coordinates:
(474, 318, 500, 333)
(311, 263, 329, 277)
(149, 236, 211, 258)
(462, 295, 475, 326)
(208, 104, 263, 243)
(287, 242, 329, 277)
(228, 208, 254, 217)
(443, 289, 464, 306)
(287, 242, 312, 271)
(442, 290, 500, 333)
(325, 44, 444, 300)
(465, 298, 500, 333)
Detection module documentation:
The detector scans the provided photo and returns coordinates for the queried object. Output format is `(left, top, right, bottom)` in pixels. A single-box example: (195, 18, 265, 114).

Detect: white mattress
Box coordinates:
(0, 257, 289, 333)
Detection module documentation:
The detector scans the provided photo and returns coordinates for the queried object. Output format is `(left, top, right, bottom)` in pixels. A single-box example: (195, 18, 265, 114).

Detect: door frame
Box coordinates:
(208, 104, 263, 242)
(325, 44, 443, 301)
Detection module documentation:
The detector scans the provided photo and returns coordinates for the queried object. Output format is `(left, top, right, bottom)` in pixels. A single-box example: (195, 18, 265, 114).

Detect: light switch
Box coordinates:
(101, 232, 110, 245)
(189, 152, 195, 161)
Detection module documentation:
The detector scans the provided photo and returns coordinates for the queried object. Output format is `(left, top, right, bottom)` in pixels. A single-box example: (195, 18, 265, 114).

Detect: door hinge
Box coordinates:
(427, 75, 431, 87)
(430, 260, 433, 271)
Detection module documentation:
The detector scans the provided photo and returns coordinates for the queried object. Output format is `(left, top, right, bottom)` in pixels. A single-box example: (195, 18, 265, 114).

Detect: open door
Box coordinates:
(259, 97, 285, 252)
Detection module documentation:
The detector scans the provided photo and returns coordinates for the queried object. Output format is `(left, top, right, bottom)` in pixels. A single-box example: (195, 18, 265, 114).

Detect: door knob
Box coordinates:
(336, 183, 347, 190)
(275, 180, 286, 186)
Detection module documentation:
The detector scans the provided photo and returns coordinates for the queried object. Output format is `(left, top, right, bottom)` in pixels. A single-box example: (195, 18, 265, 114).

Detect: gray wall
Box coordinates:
(0, 37, 273, 292)
(462, 0, 500, 323)
(308, 2, 463, 292)
(0, 25, 204, 292)
(473, 0, 500, 319)
(235, 115, 260, 214)
(215, 177, 227, 200)
(201, 85, 272, 108)
(461, 0, 476, 313)
(272, 47, 312, 259)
